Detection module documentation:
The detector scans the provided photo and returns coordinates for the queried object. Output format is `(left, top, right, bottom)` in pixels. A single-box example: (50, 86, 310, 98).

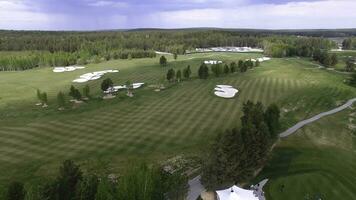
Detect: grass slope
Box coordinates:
(256, 110, 356, 199)
(0, 53, 355, 197)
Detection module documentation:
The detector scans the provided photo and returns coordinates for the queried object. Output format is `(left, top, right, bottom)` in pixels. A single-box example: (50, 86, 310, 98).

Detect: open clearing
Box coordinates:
(0, 52, 356, 198)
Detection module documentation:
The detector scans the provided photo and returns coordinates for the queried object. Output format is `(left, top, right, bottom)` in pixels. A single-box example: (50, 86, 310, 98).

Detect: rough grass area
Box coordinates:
(0, 53, 355, 197)
(255, 110, 356, 199)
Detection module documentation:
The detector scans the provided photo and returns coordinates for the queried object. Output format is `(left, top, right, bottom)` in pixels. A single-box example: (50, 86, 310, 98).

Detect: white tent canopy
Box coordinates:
(216, 185, 258, 200)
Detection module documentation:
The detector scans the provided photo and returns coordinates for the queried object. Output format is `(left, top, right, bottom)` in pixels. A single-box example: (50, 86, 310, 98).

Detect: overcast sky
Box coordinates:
(0, 0, 355, 30)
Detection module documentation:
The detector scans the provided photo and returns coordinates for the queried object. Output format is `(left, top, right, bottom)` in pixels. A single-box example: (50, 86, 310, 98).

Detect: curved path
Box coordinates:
(280, 98, 356, 137)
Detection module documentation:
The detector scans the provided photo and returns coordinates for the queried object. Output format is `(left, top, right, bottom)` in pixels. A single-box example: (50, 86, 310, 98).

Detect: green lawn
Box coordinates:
(256, 110, 356, 199)
(0, 53, 355, 198)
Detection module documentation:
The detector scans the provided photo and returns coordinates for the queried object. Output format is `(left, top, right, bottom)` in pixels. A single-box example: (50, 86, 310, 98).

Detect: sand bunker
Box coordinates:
(214, 85, 238, 98)
(204, 60, 223, 65)
(104, 83, 144, 94)
(246, 57, 271, 63)
(53, 66, 85, 73)
(73, 70, 119, 83)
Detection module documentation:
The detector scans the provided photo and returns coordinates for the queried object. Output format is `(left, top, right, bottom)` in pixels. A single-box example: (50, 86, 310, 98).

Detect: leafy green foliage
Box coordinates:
(183, 65, 191, 79)
(69, 85, 82, 100)
(6, 181, 25, 200)
(101, 78, 113, 92)
(198, 63, 209, 79)
(166, 69, 175, 82)
(159, 56, 167, 66)
(202, 101, 280, 189)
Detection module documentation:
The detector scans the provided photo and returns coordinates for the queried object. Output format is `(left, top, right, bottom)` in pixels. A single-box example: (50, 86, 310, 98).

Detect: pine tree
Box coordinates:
(199, 63, 209, 79)
(183, 65, 191, 79)
(264, 103, 281, 137)
(159, 56, 167, 66)
(57, 91, 65, 109)
(166, 69, 175, 82)
(224, 64, 230, 74)
(176, 70, 182, 82)
(230, 62, 237, 73)
(101, 78, 113, 92)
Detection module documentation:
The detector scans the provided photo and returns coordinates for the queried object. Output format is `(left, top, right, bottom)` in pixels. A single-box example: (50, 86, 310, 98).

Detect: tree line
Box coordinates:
(2, 160, 187, 200)
(0, 30, 339, 71)
(0, 49, 156, 71)
(201, 101, 280, 189)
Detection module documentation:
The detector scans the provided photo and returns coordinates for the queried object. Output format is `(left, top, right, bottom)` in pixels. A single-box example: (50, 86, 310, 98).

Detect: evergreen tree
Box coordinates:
(183, 65, 191, 79)
(166, 69, 175, 82)
(211, 64, 222, 77)
(56, 160, 83, 200)
(57, 91, 65, 109)
(238, 60, 244, 70)
(264, 103, 281, 137)
(101, 78, 113, 92)
(198, 63, 209, 79)
(6, 181, 25, 200)
(159, 56, 167, 66)
(224, 64, 230, 74)
(230, 62, 237, 73)
(69, 85, 82, 100)
(176, 70, 182, 82)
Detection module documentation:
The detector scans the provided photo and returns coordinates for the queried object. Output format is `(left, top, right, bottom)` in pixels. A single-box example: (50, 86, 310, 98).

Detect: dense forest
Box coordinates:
(0, 29, 344, 71)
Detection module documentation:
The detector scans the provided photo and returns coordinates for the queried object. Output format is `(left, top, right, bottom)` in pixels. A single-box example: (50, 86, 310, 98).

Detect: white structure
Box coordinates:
(53, 66, 85, 73)
(73, 70, 119, 83)
(214, 85, 238, 98)
(216, 185, 258, 200)
(204, 60, 223, 65)
(104, 83, 144, 94)
(195, 47, 264, 53)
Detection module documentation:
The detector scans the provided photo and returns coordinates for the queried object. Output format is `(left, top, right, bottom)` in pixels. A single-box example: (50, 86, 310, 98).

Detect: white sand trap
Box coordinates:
(104, 83, 145, 93)
(214, 85, 238, 98)
(204, 60, 223, 65)
(247, 57, 271, 63)
(53, 66, 86, 73)
(73, 69, 119, 83)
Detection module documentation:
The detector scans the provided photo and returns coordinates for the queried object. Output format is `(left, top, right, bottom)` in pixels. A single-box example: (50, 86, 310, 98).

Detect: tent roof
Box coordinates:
(216, 185, 258, 200)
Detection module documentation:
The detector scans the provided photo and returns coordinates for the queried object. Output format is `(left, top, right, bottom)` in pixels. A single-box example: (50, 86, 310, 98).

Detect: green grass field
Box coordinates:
(0, 52, 356, 198)
(256, 109, 356, 199)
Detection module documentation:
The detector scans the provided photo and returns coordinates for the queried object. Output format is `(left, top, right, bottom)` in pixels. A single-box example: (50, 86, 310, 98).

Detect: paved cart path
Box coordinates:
(279, 98, 356, 137)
